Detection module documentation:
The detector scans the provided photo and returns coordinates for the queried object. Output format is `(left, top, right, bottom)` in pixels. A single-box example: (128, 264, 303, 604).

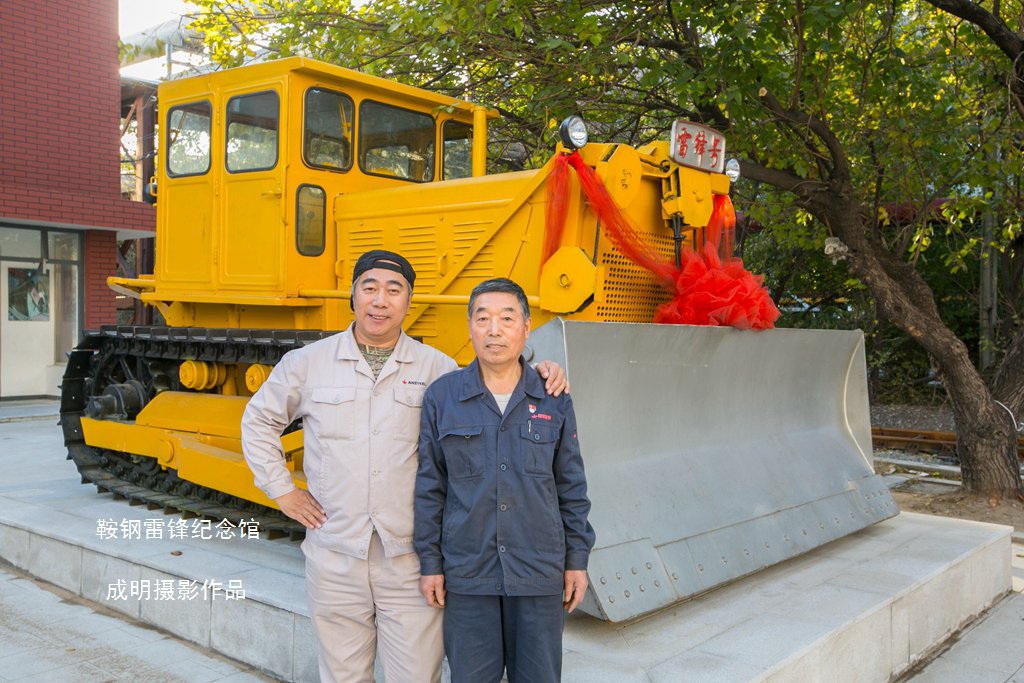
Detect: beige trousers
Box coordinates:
(303, 533, 443, 683)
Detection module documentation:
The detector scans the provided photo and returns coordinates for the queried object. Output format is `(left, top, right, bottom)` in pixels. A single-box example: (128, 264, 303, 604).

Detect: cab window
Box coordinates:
(359, 101, 435, 182)
(167, 101, 211, 177)
(296, 185, 326, 256)
(304, 88, 354, 171)
(226, 91, 279, 172)
(442, 121, 473, 180)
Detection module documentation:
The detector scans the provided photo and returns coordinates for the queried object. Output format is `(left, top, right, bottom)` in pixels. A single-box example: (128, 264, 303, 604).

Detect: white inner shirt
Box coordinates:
(491, 392, 512, 414)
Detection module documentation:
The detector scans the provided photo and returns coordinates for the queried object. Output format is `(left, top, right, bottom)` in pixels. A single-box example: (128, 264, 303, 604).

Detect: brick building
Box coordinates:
(0, 0, 155, 397)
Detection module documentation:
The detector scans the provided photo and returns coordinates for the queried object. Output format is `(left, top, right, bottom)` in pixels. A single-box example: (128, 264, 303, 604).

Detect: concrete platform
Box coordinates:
(0, 408, 1015, 682)
(561, 513, 1011, 682)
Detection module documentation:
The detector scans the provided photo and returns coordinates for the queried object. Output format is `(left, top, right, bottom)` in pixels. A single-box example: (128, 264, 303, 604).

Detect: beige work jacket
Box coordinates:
(241, 326, 457, 559)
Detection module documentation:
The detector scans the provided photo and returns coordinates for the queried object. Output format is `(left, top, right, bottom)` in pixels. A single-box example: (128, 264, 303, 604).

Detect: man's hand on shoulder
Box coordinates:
(563, 569, 588, 613)
(534, 360, 570, 396)
(420, 574, 446, 608)
(274, 489, 327, 529)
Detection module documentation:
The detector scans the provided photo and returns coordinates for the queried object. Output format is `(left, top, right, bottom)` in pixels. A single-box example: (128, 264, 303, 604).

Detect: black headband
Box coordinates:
(352, 250, 416, 289)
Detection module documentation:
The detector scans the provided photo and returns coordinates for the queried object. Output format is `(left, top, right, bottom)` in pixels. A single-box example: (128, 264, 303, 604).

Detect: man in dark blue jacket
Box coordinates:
(414, 277, 595, 683)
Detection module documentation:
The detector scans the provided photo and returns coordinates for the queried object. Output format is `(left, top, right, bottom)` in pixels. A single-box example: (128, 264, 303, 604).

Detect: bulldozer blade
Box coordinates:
(524, 320, 898, 622)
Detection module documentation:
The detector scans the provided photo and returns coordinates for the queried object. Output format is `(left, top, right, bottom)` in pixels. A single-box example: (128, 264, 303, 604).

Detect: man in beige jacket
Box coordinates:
(241, 250, 566, 683)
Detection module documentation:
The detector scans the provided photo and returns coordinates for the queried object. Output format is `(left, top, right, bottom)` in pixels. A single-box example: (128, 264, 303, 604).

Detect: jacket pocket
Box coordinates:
(308, 387, 357, 439)
(519, 423, 559, 475)
(391, 386, 426, 442)
(440, 425, 485, 480)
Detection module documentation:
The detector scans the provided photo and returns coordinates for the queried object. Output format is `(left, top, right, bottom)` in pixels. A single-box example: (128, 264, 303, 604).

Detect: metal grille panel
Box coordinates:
(596, 234, 675, 322)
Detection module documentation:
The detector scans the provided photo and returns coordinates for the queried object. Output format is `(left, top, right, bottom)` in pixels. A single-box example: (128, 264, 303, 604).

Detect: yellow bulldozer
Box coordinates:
(60, 57, 896, 622)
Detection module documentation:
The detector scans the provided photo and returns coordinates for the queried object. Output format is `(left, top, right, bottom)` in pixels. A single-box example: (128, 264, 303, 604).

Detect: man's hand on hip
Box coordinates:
(274, 489, 327, 529)
(420, 574, 446, 608)
(563, 570, 588, 613)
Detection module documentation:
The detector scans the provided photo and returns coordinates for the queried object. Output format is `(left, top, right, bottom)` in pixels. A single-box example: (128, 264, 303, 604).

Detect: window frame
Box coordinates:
(294, 184, 327, 257)
(302, 87, 355, 174)
(358, 100, 436, 183)
(441, 120, 474, 181)
(0, 224, 83, 363)
(225, 90, 281, 174)
(166, 100, 213, 178)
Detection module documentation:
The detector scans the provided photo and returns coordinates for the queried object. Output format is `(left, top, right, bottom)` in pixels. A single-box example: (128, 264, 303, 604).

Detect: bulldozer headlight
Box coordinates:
(559, 115, 589, 150)
(726, 158, 741, 181)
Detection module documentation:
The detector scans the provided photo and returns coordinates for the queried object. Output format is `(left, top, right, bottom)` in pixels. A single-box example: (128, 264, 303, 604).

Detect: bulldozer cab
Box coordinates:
(153, 57, 489, 320)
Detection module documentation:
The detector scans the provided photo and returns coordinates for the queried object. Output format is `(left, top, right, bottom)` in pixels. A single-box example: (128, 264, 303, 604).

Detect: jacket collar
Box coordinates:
(336, 323, 417, 363)
(458, 357, 545, 402)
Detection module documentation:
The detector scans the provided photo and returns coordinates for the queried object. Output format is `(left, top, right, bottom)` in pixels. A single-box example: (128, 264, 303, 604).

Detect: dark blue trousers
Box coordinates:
(444, 592, 565, 683)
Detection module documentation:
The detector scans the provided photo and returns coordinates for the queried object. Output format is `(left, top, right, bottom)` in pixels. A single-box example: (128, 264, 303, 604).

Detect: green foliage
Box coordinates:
(186, 0, 1018, 202)
(187, 0, 1024, 400)
(742, 228, 868, 330)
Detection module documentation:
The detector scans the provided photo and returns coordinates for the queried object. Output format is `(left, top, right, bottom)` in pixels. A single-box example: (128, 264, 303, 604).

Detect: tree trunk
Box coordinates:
(822, 200, 1023, 501)
(992, 326, 1024, 420)
(739, 93, 1020, 500)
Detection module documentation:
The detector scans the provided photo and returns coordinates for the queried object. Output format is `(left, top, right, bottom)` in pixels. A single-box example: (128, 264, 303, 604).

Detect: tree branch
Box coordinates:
(740, 159, 830, 206)
(924, 0, 1024, 61)
(791, 0, 806, 110)
(758, 88, 850, 184)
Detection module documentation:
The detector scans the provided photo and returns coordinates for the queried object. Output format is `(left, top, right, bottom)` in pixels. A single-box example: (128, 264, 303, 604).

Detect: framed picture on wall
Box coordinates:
(8, 267, 49, 321)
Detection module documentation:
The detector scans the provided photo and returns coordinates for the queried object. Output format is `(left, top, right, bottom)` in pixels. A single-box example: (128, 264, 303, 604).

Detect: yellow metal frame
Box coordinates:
(80, 392, 305, 509)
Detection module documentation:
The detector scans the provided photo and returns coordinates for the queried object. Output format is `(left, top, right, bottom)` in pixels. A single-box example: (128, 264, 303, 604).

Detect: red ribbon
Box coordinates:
(543, 150, 779, 330)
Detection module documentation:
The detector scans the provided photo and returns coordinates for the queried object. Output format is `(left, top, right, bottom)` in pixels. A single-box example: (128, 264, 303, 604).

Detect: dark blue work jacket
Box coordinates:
(414, 358, 595, 596)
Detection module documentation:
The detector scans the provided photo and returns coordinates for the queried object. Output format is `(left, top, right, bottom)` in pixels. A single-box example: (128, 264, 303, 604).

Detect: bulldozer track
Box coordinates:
(59, 325, 336, 541)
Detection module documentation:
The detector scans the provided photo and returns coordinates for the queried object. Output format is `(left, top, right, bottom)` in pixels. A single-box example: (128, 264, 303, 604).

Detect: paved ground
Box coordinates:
(904, 589, 1024, 682)
(0, 400, 279, 682)
(0, 398, 1021, 682)
(0, 561, 275, 683)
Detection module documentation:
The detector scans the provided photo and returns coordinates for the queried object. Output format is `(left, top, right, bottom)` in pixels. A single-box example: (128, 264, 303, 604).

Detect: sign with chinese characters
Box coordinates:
(669, 121, 726, 174)
(96, 516, 262, 540)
